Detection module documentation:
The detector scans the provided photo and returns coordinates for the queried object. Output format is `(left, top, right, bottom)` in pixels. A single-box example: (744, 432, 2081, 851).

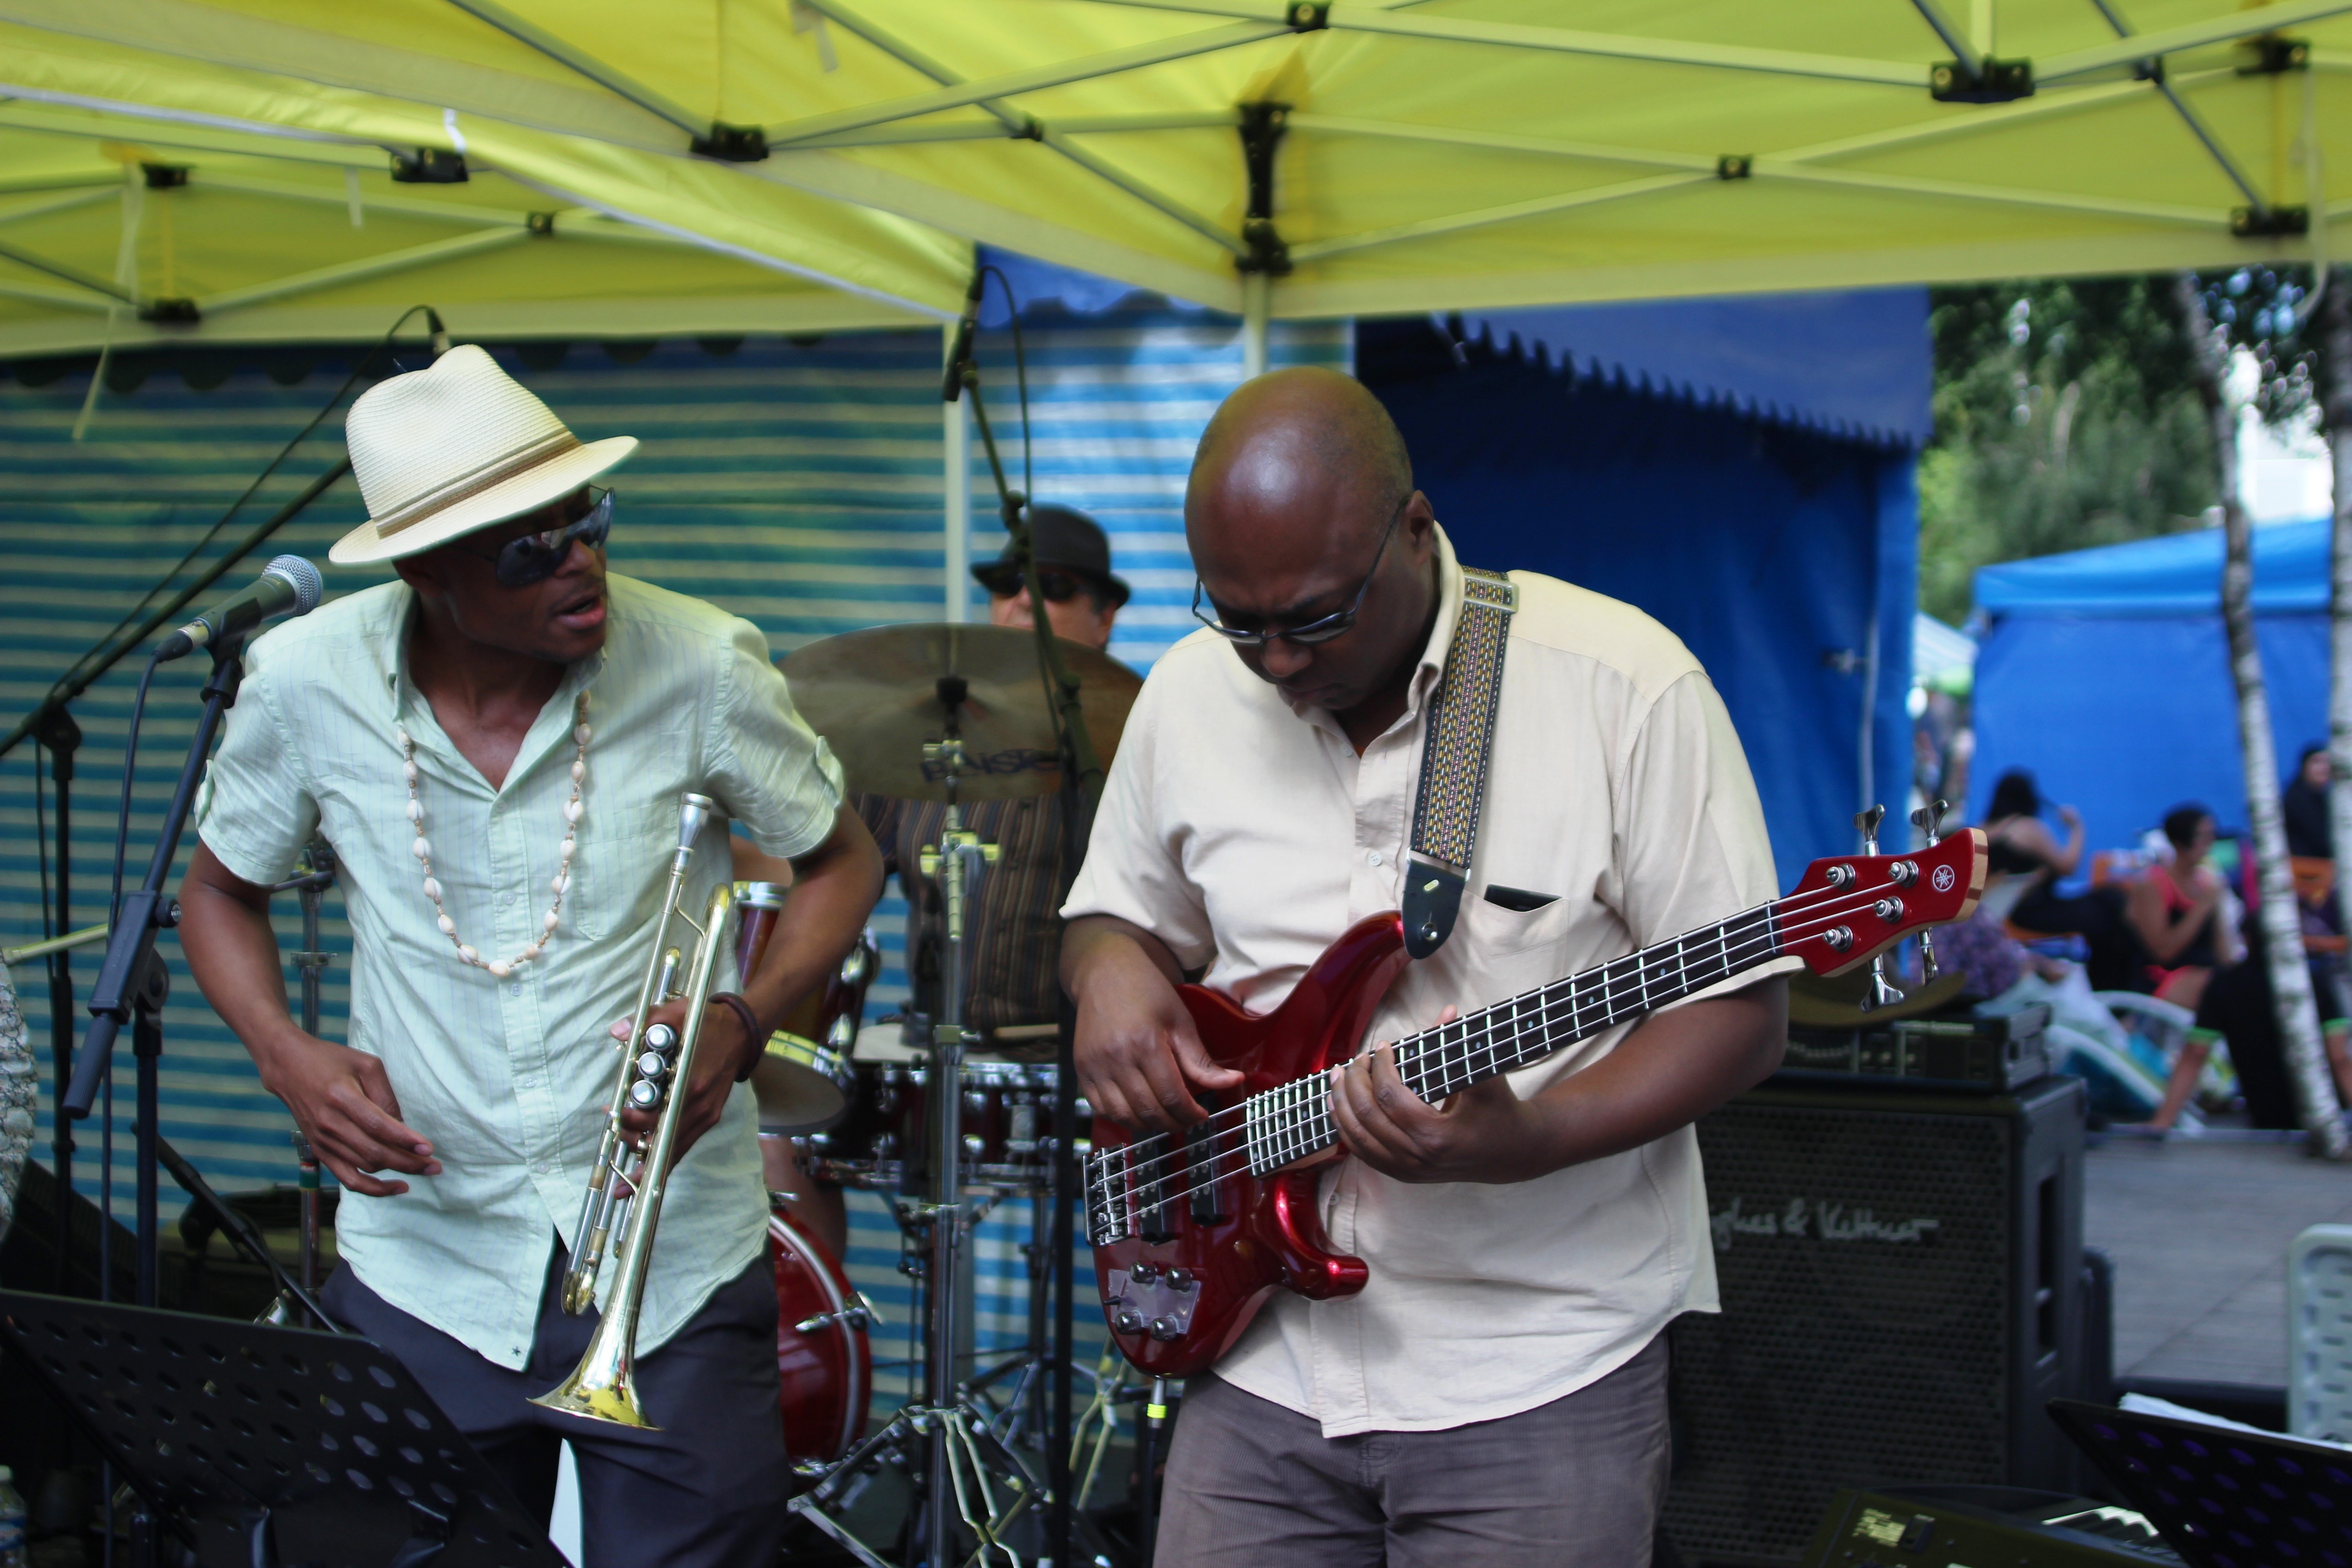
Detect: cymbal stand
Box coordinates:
(795, 691, 1060, 1568)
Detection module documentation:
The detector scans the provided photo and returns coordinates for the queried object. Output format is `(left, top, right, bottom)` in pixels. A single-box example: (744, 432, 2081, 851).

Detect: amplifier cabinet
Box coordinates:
(1661, 1076, 2088, 1567)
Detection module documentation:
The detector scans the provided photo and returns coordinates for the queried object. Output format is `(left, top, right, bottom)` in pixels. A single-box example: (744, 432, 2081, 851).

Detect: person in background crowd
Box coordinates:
(2285, 743, 2334, 861)
(2127, 804, 2234, 1010)
(1983, 769, 2148, 991)
(2166, 857, 2352, 1132)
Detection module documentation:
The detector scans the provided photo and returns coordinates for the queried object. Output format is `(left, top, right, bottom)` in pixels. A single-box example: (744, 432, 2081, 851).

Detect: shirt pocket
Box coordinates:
(1460, 882, 1577, 959)
(568, 797, 679, 941)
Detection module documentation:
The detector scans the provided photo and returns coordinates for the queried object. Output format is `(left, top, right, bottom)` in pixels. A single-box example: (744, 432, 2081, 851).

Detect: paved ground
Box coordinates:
(2090, 1132, 2352, 1387)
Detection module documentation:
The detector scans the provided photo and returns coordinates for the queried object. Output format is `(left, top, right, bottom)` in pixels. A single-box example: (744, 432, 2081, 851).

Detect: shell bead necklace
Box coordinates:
(398, 691, 589, 979)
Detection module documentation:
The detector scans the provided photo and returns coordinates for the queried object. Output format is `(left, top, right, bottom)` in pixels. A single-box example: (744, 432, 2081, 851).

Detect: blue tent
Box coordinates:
(1361, 295, 1926, 892)
(1970, 519, 2330, 857)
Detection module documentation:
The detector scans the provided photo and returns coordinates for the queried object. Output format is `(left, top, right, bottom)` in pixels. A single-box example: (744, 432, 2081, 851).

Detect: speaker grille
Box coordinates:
(1664, 1101, 2015, 1566)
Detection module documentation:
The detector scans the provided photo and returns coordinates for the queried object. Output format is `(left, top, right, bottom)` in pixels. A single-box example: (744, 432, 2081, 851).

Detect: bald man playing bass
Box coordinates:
(1061, 368, 1793, 1566)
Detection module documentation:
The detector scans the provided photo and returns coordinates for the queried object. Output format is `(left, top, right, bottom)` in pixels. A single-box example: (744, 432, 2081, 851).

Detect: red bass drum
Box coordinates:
(769, 1205, 871, 1467)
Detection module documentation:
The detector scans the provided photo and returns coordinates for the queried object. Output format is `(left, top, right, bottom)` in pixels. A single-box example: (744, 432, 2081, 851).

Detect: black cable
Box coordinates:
(0, 304, 440, 766)
(111, 652, 162, 926)
(978, 265, 1034, 509)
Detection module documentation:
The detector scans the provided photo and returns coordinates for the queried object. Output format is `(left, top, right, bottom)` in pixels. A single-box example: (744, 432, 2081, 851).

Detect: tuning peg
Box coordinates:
(1910, 798, 1950, 845)
(1918, 928, 1940, 984)
(1854, 804, 1885, 856)
(1860, 950, 1906, 1012)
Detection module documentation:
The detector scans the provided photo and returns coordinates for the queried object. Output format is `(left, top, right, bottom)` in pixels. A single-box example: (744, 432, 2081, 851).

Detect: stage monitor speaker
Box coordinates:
(1661, 1076, 2088, 1568)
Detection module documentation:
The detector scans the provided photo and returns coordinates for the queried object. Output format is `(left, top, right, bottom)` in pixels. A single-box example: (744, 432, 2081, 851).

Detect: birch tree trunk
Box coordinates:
(2323, 271, 2352, 1004)
(2179, 273, 2349, 1158)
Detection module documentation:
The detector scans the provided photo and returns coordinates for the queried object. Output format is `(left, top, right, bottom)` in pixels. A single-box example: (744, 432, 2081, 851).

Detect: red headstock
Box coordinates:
(1779, 828, 1987, 976)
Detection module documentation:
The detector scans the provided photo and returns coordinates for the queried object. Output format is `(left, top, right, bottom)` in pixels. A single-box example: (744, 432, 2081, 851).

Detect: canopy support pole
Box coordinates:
(1242, 273, 1269, 379)
(945, 321, 971, 623)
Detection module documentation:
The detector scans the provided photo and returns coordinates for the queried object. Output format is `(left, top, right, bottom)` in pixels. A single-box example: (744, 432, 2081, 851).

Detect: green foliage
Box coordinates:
(1920, 276, 2220, 623)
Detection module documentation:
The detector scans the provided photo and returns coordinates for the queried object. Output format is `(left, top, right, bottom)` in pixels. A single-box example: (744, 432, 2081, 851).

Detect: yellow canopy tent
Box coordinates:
(5, 0, 2346, 365)
(0, 51, 970, 358)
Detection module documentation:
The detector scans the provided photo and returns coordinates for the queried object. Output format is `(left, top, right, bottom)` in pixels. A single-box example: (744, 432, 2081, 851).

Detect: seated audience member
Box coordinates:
(1983, 769, 2147, 991)
(2127, 804, 2235, 1010)
(2285, 743, 2335, 861)
(2167, 872, 2352, 1132)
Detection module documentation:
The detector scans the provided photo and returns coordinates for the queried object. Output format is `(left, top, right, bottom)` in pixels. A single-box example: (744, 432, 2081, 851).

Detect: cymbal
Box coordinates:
(781, 622, 1144, 802)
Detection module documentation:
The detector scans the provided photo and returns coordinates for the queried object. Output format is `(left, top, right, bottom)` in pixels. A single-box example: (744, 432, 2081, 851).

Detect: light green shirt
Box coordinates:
(196, 574, 844, 1368)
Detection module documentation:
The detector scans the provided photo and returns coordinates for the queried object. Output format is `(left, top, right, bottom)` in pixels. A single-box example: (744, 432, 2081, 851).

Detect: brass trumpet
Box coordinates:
(535, 791, 734, 1429)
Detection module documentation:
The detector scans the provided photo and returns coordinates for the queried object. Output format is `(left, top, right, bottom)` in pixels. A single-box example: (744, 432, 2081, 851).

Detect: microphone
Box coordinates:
(157, 554, 324, 661)
(941, 266, 984, 403)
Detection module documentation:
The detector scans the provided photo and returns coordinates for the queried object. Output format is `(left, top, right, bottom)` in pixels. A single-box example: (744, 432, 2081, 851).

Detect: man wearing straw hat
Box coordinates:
(177, 344, 884, 1565)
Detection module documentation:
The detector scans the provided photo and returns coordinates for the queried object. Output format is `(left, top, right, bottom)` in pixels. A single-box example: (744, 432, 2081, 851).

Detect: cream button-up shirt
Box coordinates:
(196, 574, 844, 1369)
(1064, 528, 1795, 1436)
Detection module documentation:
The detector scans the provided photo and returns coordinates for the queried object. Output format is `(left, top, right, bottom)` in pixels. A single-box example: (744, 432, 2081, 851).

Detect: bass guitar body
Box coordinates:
(1087, 913, 1409, 1379)
(1083, 826, 1988, 1380)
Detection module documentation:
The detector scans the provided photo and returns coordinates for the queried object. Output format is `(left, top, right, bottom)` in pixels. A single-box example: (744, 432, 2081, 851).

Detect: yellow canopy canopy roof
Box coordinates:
(1, 0, 2345, 335)
(0, 7, 974, 357)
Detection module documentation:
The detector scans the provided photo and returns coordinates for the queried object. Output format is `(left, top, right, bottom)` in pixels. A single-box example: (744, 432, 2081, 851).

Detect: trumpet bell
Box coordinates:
(529, 1358, 656, 1429)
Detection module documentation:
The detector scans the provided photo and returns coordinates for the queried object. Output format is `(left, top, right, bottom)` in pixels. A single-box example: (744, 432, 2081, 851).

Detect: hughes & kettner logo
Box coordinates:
(1710, 1196, 1942, 1253)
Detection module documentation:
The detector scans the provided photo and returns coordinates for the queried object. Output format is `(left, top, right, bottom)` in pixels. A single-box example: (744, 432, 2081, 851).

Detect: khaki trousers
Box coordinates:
(1155, 1334, 1670, 1568)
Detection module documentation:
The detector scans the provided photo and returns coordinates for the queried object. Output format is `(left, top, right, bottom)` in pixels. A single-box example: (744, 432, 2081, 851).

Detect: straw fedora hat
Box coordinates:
(329, 344, 637, 566)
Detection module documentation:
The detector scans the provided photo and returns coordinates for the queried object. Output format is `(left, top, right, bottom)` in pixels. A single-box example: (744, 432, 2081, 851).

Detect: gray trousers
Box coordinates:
(1156, 1335, 1670, 1568)
(323, 1241, 788, 1568)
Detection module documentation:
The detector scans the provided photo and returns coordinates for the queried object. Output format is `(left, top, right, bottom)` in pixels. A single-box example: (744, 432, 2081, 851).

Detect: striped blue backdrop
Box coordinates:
(0, 309, 1347, 1409)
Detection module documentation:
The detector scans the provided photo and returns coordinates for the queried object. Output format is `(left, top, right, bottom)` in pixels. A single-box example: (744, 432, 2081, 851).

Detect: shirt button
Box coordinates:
(1367, 850, 1385, 867)
(500, 891, 515, 907)
(510, 982, 523, 997)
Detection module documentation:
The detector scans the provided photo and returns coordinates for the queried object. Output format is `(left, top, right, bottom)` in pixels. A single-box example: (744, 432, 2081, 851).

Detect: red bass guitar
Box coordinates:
(1083, 826, 1988, 1377)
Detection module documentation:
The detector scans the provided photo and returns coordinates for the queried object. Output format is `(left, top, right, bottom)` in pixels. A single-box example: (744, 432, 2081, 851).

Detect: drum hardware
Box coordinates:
(535, 793, 735, 1428)
(753, 926, 877, 1136)
(789, 688, 1067, 1568)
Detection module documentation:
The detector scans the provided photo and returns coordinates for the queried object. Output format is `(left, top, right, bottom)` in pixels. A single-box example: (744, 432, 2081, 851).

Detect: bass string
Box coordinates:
(1101, 873, 1909, 1195)
(1098, 875, 1938, 1216)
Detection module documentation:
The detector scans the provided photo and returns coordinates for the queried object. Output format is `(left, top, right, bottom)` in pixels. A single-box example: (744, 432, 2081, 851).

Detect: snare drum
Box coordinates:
(751, 928, 880, 1136)
(768, 1204, 870, 1467)
(802, 1059, 1084, 1192)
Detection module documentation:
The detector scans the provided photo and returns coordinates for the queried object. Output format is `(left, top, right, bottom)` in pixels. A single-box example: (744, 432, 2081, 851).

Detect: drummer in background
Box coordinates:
(762, 505, 1127, 1256)
(864, 504, 1127, 1033)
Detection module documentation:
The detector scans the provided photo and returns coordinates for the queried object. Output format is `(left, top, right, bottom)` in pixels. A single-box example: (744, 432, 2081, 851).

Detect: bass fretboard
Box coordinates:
(1238, 901, 1787, 1175)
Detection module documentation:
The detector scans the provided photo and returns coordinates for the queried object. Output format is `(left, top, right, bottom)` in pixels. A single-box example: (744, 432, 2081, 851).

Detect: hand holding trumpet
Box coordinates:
(607, 997, 758, 1161)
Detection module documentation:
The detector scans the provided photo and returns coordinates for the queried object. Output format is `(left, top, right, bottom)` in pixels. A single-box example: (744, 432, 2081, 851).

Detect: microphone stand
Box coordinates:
(949, 342, 1106, 1567)
(64, 631, 252, 1308)
(36, 707, 82, 1294)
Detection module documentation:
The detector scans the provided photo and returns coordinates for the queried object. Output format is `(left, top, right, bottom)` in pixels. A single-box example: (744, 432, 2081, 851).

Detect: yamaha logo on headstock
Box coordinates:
(1931, 863, 1957, 893)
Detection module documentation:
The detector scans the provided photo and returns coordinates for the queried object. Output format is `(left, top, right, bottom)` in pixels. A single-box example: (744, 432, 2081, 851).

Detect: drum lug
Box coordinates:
(795, 1293, 876, 1335)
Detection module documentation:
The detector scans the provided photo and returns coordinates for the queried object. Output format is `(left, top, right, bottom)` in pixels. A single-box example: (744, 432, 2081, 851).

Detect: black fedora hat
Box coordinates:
(970, 504, 1131, 609)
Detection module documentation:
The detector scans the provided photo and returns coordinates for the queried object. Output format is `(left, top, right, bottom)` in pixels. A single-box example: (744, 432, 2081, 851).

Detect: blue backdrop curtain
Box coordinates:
(1358, 319, 1920, 891)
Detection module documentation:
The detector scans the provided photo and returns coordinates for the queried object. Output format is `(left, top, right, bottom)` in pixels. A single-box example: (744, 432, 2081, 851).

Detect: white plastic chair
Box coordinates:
(2291, 1225, 2352, 1443)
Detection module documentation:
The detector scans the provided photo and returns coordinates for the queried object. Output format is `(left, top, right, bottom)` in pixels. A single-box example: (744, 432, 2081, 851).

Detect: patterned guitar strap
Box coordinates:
(1402, 564, 1516, 959)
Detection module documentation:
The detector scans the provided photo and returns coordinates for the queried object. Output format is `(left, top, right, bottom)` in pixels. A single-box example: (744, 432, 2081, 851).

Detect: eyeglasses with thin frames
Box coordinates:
(1191, 496, 1405, 647)
(469, 487, 612, 588)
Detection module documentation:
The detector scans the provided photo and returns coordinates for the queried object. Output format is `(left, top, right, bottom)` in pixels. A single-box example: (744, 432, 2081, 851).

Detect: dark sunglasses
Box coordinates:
(1192, 496, 1403, 647)
(470, 488, 612, 588)
(978, 566, 1093, 604)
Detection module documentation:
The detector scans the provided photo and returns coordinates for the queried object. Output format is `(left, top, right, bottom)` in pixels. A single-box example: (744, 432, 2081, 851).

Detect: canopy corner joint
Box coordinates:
(1930, 58, 2034, 103)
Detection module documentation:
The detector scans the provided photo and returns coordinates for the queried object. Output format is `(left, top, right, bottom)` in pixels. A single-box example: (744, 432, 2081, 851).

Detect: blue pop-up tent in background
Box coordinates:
(1969, 519, 2331, 857)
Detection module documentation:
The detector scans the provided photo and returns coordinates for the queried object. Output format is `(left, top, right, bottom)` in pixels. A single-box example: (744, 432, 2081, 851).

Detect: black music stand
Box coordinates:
(0, 1290, 564, 1568)
(2048, 1397, 2352, 1567)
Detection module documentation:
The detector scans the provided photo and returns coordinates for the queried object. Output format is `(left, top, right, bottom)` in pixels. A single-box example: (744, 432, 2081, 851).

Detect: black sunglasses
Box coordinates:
(978, 565, 1093, 604)
(1192, 497, 1404, 647)
(469, 488, 612, 588)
